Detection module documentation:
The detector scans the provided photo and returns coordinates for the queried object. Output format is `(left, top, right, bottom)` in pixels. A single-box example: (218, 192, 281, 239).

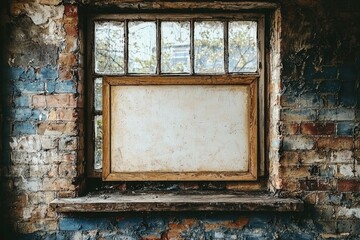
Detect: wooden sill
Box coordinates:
(50, 192, 303, 212)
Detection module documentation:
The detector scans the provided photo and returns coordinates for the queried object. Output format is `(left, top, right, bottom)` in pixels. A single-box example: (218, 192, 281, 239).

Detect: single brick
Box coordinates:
(48, 108, 77, 121)
(338, 180, 360, 192)
(64, 36, 79, 53)
(300, 122, 317, 135)
(301, 122, 335, 135)
(32, 95, 46, 108)
(281, 122, 299, 135)
(338, 165, 354, 177)
(55, 80, 77, 93)
(30, 109, 48, 121)
(299, 179, 332, 191)
(59, 53, 77, 68)
(318, 109, 355, 121)
(280, 151, 300, 166)
(317, 137, 353, 150)
(64, 23, 78, 37)
(59, 136, 78, 150)
(14, 95, 29, 107)
(39, 135, 59, 150)
(337, 122, 357, 136)
(299, 150, 328, 165)
(317, 123, 336, 135)
(37, 122, 77, 135)
(280, 109, 317, 122)
(40, 66, 58, 80)
(64, 4, 78, 17)
(330, 150, 353, 163)
(11, 108, 32, 121)
(13, 122, 36, 135)
(337, 207, 360, 219)
(298, 93, 323, 108)
(320, 165, 336, 178)
(45, 94, 77, 107)
(59, 67, 73, 80)
(283, 135, 315, 150)
(42, 178, 75, 191)
(279, 166, 310, 178)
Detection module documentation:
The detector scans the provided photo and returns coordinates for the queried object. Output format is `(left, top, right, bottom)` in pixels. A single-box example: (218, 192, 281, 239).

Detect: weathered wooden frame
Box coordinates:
(102, 76, 258, 181)
(86, 12, 266, 182)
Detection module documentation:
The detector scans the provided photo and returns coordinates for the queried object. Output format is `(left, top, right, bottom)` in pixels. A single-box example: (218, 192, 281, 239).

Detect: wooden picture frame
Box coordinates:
(102, 76, 258, 181)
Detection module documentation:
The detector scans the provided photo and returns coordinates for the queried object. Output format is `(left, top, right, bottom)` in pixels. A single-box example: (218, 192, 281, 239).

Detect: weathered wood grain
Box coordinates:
(50, 192, 303, 212)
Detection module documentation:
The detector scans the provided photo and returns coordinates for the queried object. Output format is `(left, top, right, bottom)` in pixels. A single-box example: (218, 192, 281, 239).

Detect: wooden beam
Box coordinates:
(51, 192, 303, 212)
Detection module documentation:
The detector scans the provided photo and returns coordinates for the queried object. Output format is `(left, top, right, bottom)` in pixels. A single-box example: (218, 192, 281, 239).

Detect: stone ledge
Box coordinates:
(51, 192, 304, 212)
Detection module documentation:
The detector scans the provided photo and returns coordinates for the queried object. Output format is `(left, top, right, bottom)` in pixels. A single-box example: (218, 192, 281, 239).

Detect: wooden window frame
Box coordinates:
(86, 13, 266, 182)
(103, 76, 258, 181)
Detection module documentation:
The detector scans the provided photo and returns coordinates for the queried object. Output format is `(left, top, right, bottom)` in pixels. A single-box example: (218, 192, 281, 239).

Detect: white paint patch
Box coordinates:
(111, 85, 250, 173)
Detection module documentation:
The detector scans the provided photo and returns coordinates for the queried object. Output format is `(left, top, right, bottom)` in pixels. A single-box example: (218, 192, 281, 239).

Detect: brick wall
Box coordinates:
(0, 0, 359, 239)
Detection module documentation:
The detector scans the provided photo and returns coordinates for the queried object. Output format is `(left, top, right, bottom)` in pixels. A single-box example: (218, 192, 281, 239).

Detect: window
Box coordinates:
(87, 14, 265, 182)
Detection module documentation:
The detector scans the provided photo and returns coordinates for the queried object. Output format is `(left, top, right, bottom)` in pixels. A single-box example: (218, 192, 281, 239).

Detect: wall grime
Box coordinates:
(0, 0, 359, 239)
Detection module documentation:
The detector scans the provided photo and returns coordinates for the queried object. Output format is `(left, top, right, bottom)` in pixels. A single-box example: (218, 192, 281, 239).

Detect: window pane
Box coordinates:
(94, 78, 102, 111)
(229, 21, 258, 72)
(194, 21, 224, 73)
(94, 115, 103, 170)
(128, 21, 156, 74)
(95, 21, 124, 74)
(161, 22, 190, 73)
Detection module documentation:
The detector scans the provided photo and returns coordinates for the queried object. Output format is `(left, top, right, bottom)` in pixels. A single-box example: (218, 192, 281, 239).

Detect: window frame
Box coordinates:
(86, 13, 266, 182)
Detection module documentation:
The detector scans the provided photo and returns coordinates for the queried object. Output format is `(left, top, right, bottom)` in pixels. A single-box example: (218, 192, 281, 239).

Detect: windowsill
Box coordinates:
(50, 192, 304, 212)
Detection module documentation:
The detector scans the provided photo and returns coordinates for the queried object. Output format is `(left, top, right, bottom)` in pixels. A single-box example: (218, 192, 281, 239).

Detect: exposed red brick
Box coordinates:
(282, 123, 299, 135)
(58, 53, 77, 68)
(64, 5, 78, 17)
(64, 36, 78, 53)
(64, 23, 78, 37)
(299, 179, 332, 191)
(37, 122, 77, 135)
(279, 166, 310, 178)
(300, 122, 335, 135)
(280, 151, 300, 166)
(59, 67, 73, 80)
(317, 137, 353, 150)
(338, 180, 360, 192)
(301, 123, 318, 135)
(45, 94, 77, 107)
(48, 108, 77, 121)
(32, 95, 46, 108)
(317, 123, 335, 135)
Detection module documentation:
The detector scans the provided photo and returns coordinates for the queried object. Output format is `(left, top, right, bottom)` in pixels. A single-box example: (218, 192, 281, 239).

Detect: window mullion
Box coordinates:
(190, 20, 194, 75)
(124, 20, 129, 74)
(224, 21, 229, 74)
(156, 20, 161, 75)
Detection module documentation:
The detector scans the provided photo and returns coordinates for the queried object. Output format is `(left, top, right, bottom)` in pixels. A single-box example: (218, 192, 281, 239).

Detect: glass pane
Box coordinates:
(229, 21, 258, 72)
(194, 21, 224, 73)
(128, 21, 156, 74)
(161, 22, 190, 73)
(94, 78, 102, 111)
(95, 21, 124, 74)
(94, 115, 103, 170)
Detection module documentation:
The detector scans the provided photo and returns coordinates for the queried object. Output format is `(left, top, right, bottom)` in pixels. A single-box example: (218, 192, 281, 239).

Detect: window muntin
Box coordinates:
(88, 14, 264, 179)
